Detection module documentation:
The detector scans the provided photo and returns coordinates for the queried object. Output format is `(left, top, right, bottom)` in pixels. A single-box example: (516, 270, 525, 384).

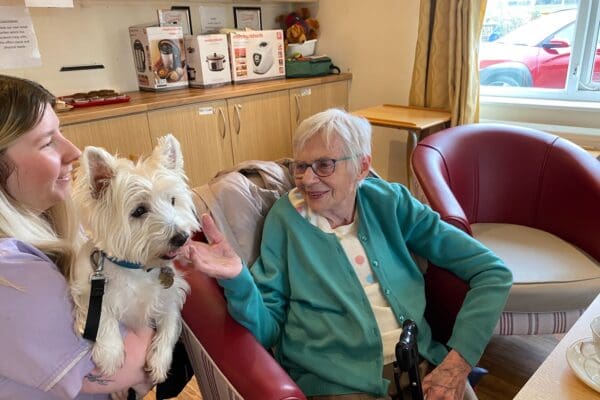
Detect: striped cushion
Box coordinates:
(493, 309, 584, 335)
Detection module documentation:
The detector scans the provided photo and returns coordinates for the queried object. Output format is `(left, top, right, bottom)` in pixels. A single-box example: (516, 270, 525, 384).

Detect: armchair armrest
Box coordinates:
(411, 144, 471, 234)
(178, 263, 306, 400)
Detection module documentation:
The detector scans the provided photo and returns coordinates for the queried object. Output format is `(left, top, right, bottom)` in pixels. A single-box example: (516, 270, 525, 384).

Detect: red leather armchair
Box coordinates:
(411, 123, 600, 335)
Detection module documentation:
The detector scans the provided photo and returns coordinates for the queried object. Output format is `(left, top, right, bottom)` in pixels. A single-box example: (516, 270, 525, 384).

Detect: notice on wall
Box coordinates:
(25, 0, 73, 7)
(0, 7, 41, 69)
(199, 5, 226, 34)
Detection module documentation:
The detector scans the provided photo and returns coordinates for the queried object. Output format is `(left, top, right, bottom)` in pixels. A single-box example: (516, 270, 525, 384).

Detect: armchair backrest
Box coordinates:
(412, 123, 600, 260)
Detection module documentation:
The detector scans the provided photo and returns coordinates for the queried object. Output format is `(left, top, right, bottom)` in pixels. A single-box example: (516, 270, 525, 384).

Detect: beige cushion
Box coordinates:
(472, 223, 600, 313)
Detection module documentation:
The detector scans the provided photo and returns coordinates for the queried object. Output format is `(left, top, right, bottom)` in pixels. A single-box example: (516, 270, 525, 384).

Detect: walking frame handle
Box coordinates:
(393, 319, 424, 400)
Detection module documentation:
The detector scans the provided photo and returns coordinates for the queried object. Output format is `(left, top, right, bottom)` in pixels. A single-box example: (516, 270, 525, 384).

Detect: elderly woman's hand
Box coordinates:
(180, 214, 243, 280)
(421, 350, 471, 400)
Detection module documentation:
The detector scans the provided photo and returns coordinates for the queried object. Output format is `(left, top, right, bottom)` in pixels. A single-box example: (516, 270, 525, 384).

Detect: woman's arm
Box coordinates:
(80, 325, 154, 395)
(181, 213, 288, 348)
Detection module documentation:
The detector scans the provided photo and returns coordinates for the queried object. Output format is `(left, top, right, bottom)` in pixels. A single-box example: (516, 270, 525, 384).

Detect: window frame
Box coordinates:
(480, 0, 600, 102)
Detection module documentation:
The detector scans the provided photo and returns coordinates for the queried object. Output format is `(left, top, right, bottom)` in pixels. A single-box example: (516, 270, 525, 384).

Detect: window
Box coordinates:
(479, 0, 600, 102)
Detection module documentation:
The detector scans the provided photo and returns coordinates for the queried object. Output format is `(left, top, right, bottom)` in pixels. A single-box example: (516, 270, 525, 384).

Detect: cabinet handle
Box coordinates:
(294, 94, 301, 125)
(217, 107, 226, 139)
(234, 104, 242, 135)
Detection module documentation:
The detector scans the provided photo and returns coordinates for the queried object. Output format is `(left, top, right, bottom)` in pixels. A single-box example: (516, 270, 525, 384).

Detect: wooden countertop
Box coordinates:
(58, 73, 352, 126)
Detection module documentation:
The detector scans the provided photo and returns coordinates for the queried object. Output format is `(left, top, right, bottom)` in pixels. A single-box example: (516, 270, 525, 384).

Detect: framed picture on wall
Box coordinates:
(233, 7, 262, 31)
(169, 6, 193, 35)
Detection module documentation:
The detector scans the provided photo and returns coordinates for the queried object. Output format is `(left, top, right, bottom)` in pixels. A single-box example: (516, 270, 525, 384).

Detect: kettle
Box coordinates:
(252, 41, 274, 74)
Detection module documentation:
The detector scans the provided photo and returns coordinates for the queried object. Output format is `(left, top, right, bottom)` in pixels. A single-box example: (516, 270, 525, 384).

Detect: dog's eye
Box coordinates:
(171, 197, 175, 206)
(131, 205, 148, 218)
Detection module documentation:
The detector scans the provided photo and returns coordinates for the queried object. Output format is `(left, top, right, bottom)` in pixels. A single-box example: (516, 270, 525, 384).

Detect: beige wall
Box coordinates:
(314, 0, 420, 183)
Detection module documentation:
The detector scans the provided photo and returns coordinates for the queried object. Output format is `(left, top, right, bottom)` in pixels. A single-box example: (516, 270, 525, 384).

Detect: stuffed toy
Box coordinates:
(286, 23, 306, 44)
(277, 8, 319, 45)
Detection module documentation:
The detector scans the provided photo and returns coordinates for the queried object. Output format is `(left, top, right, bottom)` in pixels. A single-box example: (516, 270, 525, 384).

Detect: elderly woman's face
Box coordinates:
(294, 134, 368, 224)
(4, 105, 81, 213)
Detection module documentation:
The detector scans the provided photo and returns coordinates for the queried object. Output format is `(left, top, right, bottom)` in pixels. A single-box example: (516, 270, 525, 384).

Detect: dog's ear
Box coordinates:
(154, 134, 184, 173)
(83, 147, 115, 199)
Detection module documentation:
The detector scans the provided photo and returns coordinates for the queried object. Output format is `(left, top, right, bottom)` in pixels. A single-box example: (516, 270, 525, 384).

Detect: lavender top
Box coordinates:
(0, 238, 107, 400)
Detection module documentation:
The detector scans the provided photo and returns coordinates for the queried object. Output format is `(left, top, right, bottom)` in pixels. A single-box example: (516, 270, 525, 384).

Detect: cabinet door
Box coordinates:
(228, 90, 292, 163)
(289, 80, 349, 130)
(61, 113, 153, 157)
(147, 100, 233, 187)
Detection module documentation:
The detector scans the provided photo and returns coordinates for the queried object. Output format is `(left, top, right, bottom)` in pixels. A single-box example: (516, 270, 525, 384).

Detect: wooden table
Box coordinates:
(353, 104, 451, 186)
(514, 294, 600, 399)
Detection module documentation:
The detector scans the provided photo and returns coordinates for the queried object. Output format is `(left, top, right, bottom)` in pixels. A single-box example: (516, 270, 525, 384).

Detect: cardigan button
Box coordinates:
(359, 234, 367, 242)
(372, 260, 379, 268)
(384, 289, 391, 295)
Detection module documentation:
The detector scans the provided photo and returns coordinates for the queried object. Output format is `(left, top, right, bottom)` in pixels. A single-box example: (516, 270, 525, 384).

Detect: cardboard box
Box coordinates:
(128, 25, 188, 91)
(228, 30, 285, 83)
(184, 34, 231, 88)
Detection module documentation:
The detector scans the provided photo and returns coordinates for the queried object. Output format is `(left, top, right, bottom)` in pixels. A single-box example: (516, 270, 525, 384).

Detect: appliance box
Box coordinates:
(128, 25, 188, 91)
(184, 34, 232, 88)
(228, 30, 286, 83)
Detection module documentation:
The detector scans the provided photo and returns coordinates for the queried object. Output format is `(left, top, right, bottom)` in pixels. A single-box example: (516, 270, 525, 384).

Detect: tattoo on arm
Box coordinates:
(85, 373, 114, 385)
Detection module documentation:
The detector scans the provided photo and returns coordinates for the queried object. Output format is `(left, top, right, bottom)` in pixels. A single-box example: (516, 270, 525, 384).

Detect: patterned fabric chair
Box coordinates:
(411, 123, 600, 335)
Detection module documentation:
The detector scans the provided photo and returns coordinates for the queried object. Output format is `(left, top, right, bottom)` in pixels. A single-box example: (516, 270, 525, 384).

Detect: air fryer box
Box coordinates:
(227, 30, 285, 83)
(184, 34, 231, 88)
(128, 25, 188, 91)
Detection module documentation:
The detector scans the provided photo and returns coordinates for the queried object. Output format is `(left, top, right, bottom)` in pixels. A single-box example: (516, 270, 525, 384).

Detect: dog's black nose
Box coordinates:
(170, 232, 189, 248)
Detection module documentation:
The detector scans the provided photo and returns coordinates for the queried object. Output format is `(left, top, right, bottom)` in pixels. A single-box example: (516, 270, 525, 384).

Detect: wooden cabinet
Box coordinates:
(147, 100, 234, 187)
(289, 80, 349, 130)
(227, 90, 292, 164)
(61, 113, 153, 157)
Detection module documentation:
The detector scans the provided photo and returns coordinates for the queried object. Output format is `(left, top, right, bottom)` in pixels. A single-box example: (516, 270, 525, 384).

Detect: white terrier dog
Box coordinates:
(70, 134, 199, 383)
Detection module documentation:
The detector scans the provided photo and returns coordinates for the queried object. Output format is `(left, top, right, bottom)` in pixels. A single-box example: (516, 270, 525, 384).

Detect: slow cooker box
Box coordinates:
(228, 30, 285, 83)
(184, 34, 232, 88)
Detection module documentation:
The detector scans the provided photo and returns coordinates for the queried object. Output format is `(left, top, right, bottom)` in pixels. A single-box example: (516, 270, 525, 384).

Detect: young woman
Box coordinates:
(0, 75, 153, 399)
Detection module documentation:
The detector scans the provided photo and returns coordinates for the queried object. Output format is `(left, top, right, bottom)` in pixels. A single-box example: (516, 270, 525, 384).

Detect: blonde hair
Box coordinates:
(0, 75, 79, 281)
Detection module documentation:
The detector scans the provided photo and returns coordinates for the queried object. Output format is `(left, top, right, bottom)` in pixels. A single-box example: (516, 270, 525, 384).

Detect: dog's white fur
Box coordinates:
(70, 135, 199, 383)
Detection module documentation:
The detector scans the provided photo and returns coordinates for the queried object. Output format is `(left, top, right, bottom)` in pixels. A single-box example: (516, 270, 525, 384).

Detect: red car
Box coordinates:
(479, 9, 599, 88)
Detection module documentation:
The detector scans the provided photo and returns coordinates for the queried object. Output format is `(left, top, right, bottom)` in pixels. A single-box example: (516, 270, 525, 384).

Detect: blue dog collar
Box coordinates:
(103, 253, 144, 270)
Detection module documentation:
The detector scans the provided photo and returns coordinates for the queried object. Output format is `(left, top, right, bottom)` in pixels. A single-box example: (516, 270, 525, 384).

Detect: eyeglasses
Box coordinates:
(290, 156, 353, 178)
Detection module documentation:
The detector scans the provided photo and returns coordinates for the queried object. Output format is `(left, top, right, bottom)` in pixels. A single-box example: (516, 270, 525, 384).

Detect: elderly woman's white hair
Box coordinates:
(292, 108, 372, 176)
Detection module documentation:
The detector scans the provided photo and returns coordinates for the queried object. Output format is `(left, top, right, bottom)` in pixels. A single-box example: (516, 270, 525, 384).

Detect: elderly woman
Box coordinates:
(184, 108, 512, 400)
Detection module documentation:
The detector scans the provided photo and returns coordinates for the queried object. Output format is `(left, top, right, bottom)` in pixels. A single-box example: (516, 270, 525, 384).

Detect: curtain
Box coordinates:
(409, 0, 487, 126)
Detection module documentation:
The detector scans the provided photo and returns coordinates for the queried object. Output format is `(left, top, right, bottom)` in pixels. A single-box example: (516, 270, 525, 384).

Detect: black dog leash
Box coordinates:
(82, 250, 138, 400)
(83, 250, 106, 341)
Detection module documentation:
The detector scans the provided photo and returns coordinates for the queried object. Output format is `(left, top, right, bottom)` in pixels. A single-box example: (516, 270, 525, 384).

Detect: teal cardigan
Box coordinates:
(219, 178, 512, 397)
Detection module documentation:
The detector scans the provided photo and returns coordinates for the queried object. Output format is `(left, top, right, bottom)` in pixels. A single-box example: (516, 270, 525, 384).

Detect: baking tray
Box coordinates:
(60, 95, 131, 108)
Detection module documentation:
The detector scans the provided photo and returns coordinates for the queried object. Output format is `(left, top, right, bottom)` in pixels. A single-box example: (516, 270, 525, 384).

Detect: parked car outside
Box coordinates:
(479, 9, 595, 88)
